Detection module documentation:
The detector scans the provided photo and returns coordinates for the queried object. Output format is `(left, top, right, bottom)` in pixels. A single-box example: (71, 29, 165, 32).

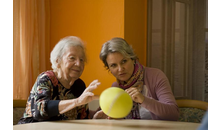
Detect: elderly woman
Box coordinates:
(18, 36, 100, 124)
(95, 37, 179, 120)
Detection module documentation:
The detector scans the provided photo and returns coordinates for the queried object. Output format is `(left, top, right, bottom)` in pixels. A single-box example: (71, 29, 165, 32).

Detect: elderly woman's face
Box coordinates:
(106, 52, 135, 82)
(59, 46, 85, 80)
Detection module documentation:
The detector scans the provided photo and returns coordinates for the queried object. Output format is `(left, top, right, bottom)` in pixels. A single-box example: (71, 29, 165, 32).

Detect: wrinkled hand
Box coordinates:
(77, 80, 100, 106)
(93, 110, 124, 119)
(93, 110, 108, 119)
(125, 87, 144, 103)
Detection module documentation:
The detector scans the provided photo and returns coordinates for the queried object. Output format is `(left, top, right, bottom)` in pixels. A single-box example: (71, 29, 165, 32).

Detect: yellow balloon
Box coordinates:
(99, 87, 133, 118)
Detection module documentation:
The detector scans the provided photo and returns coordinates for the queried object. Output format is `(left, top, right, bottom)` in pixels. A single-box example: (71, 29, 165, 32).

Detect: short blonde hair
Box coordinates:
(50, 36, 86, 70)
(99, 37, 138, 70)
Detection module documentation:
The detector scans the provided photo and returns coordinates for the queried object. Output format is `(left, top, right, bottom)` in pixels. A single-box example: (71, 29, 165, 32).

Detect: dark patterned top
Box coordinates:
(18, 71, 89, 124)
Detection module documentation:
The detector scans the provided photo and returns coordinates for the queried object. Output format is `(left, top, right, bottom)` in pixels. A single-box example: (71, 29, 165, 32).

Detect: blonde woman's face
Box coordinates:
(106, 52, 135, 82)
(59, 46, 85, 80)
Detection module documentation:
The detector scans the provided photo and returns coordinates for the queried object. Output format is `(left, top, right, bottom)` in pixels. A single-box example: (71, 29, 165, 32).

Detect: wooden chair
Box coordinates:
(13, 100, 27, 125)
(176, 99, 208, 123)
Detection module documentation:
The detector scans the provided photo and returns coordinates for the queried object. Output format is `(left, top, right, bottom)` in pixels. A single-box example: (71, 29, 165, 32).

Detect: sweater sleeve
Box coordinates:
(141, 68, 179, 121)
(30, 73, 60, 121)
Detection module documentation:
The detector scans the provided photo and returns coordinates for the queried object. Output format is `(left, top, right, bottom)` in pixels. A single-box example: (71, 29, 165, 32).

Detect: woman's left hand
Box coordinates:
(93, 110, 108, 119)
(125, 87, 144, 104)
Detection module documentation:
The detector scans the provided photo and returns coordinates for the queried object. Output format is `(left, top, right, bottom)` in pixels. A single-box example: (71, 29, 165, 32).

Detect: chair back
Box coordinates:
(13, 100, 27, 125)
(176, 99, 208, 123)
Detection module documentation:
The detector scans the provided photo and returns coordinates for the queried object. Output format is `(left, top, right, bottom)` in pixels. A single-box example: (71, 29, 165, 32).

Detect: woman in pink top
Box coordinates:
(94, 37, 179, 121)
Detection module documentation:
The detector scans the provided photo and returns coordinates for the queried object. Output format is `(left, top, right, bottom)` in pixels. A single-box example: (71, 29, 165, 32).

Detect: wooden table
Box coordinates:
(13, 119, 200, 130)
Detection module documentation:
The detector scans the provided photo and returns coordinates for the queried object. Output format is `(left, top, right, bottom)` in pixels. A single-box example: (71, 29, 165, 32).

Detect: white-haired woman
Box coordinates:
(18, 36, 100, 124)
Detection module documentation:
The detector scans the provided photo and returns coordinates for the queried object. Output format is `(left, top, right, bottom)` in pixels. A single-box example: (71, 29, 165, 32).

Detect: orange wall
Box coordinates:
(50, 0, 147, 95)
(50, 0, 125, 95)
(124, 0, 147, 66)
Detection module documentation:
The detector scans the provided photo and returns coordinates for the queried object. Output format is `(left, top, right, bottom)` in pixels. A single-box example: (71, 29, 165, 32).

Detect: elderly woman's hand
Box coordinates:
(77, 80, 100, 106)
(93, 110, 124, 119)
(125, 87, 144, 104)
(93, 110, 109, 119)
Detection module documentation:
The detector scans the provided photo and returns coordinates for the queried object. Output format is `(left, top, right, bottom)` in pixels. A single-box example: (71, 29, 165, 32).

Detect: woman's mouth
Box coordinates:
(119, 73, 126, 76)
(72, 69, 80, 73)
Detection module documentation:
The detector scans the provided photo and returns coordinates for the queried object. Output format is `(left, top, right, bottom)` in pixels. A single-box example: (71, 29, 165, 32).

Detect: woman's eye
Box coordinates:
(122, 59, 127, 64)
(110, 64, 116, 68)
(69, 57, 75, 60)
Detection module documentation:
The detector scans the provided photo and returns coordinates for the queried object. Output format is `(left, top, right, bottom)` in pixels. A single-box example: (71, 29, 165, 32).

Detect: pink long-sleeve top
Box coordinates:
(112, 67, 179, 121)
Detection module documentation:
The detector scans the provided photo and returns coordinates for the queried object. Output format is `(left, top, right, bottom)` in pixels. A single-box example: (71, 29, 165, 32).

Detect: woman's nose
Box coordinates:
(118, 65, 123, 71)
(74, 59, 81, 66)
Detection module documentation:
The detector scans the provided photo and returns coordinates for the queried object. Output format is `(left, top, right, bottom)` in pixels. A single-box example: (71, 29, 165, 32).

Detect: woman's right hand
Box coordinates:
(77, 80, 100, 106)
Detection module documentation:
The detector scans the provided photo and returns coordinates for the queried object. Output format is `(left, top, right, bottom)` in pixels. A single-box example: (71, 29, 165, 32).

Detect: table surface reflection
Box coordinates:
(13, 119, 200, 130)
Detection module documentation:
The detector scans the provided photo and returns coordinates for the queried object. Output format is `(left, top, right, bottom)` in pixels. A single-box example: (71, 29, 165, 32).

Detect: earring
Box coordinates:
(133, 59, 136, 65)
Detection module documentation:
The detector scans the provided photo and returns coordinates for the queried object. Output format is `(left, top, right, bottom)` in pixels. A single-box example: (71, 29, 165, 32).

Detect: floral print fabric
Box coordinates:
(178, 108, 206, 123)
(18, 71, 89, 124)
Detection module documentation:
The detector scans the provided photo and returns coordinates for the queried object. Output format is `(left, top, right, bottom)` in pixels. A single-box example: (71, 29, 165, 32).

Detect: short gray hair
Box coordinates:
(99, 37, 138, 69)
(50, 36, 86, 70)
